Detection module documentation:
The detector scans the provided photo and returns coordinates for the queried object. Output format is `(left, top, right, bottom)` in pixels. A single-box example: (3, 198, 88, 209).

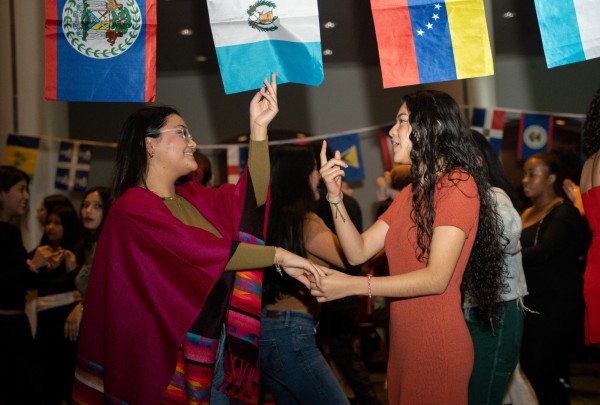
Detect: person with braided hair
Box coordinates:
(312, 90, 506, 404)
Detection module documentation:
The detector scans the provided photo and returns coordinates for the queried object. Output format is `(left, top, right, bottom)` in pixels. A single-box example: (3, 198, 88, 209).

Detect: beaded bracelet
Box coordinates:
(325, 192, 346, 223)
(367, 274, 372, 299)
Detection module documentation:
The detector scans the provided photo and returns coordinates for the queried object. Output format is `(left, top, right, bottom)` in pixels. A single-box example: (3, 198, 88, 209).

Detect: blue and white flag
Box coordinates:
(207, 0, 324, 94)
(55, 141, 93, 192)
(533, 0, 600, 68)
(326, 133, 365, 182)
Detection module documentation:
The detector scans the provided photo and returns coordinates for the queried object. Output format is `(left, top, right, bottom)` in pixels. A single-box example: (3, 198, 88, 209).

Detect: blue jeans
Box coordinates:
(465, 299, 524, 405)
(260, 309, 349, 405)
(210, 324, 229, 405)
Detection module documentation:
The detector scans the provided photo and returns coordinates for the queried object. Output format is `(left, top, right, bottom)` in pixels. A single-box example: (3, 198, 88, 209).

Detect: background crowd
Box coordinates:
(1, 86, 599, 405)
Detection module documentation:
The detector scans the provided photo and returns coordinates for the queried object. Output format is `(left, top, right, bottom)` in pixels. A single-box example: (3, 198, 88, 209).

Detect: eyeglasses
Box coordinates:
(146, 126, 195, 143)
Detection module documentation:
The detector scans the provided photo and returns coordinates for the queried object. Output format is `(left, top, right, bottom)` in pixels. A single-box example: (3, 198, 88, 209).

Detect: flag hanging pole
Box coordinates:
(9, 0, 18, 132)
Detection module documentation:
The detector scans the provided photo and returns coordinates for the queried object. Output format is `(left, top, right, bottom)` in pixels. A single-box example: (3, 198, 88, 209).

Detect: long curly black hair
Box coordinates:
(402, 90, 506, 320)
(582, 87, 600, 157)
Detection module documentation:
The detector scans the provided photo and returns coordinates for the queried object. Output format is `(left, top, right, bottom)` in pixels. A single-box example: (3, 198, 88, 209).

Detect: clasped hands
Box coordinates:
(30, 246, 77, 272)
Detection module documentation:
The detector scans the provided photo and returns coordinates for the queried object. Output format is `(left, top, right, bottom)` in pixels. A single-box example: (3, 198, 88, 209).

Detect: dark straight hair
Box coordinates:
(112, 106, 180, 199)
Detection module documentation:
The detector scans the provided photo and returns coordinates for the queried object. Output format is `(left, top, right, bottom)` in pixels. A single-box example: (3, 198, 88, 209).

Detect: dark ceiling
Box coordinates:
(156, 0, 543, 74)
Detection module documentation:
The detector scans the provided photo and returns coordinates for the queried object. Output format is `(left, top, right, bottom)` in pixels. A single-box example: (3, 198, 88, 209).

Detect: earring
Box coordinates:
(149, 151, 154, 158)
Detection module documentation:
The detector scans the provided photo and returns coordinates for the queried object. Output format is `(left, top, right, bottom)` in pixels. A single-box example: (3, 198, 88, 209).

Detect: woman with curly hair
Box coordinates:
(312, 90, 505, 404)
(581, 87, 600, 346)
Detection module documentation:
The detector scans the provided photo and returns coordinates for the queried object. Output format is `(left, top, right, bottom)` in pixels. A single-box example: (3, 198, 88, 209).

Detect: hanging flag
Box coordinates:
(3, 134, 41, 180)
(370, 0, 493, 88)
(227, 145, 249, 184)
(517, 113, 554, 161)
(207, 0, 324, 94)
(533, 0, 600, 68)
(45, 0, 156, 102)
(55, 141, 93, 192)
(326, 133, 365, 182)
(378, 125, 394, 171)
(471, 107, 506, 155)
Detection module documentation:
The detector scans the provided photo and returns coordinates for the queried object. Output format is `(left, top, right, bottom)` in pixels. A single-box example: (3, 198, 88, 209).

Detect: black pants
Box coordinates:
(520, 292, 584, 405)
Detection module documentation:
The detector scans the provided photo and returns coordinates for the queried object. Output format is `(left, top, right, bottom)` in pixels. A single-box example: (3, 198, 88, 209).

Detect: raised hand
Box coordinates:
(319, 140, 348, 200)
(249, 73, 278, 139)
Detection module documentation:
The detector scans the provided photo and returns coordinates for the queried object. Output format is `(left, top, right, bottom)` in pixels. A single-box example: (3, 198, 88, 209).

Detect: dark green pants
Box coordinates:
(466, 299, 524, 405)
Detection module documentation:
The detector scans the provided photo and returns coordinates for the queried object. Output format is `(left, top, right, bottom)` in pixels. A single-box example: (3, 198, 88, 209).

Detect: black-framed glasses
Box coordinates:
(146, 126, 194, 143)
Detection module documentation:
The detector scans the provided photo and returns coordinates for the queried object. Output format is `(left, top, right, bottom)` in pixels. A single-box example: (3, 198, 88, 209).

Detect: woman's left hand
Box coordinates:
(64, 302, 82, 341)
(61, 249, 78, 272)
(310, 268, 357, 302)
(249, 73, 278, 138)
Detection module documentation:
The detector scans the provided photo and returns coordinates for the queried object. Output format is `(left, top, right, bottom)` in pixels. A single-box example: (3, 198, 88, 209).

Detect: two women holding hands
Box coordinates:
(313, 90, 506, 405)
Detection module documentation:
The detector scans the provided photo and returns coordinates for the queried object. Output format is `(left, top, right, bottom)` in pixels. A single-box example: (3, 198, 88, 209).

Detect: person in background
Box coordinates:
(579, 87, 600, 347)
(312, 142, 382, 405)
(64, 186, 112, 342)
(29, 204, 84, 405)
(466, 130, 528, 405)
(0, 166, 44, 404)
(312, 90, 506, 404)
(260, 144, 349, 404)
(190, 150, 215, 187)
(36, 194, 74, 228)
(519, 152, 584, 404)
(72, 74, 326, 404)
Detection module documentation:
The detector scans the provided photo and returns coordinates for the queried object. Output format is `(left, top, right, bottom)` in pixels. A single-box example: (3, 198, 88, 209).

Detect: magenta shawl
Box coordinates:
(73, 169, 262, 404)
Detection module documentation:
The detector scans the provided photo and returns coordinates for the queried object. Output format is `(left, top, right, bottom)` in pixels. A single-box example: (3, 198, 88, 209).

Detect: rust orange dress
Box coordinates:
(380, 173, 479, 405)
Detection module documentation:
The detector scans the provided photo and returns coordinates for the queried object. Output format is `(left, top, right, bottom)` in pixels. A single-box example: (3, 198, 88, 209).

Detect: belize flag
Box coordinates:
(45, 0, 156, 102)
(517, 113, 554, 161)
(370, 0, 494, 88)
(533, 0, 600, 68)
(471, 107, 506, 155)
(207, 0, 324, 94)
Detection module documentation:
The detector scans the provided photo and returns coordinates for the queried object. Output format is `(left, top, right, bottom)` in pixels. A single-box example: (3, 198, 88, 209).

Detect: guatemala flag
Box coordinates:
(207, 0, 324, 94)
(45, 0, 156, 102)
(534, 0, 600, 68)
(370, 0, 494, 88)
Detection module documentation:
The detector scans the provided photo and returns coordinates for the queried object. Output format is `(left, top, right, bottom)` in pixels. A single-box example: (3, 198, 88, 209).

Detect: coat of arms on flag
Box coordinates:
(45, 0, 156, 102)
(55, 141, 93, 192)
(3, 134, 41, 180)
(207, 0, 324, 94)
(518, 113, 554, 161)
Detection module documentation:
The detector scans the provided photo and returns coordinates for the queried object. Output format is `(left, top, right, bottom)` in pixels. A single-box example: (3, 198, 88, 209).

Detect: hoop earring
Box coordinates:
(149, 151, 154, 159)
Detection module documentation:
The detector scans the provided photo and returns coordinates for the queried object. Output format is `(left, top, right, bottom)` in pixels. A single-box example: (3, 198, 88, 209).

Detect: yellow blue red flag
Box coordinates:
(370, 0, 494, 88)
(45, 0, 156, 102)
(3, 134, 41, 180)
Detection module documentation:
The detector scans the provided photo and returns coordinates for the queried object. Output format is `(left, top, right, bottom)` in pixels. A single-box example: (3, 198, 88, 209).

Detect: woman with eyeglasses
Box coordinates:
(72, 74, 327, 405)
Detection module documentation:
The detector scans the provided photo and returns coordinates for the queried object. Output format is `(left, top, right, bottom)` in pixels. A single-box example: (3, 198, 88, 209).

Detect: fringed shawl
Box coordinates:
(73, 166, 268, 404)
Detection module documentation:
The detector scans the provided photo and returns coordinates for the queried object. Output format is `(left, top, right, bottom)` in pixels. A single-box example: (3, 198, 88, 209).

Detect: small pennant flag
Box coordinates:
(533, 0, 600, 68)
(45, 0, 157, 102)
(326, 133, 365, 182)
(370, 0, 493, 88)
(207, 0, 324, 94)
(227, 145, 249, 184)
(3, 134, 41, 180)
(378, 125, 394, 171)
(55, 141, 93, 192)
(518, 113, 554, 161)
(471, 108, 506, 155)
